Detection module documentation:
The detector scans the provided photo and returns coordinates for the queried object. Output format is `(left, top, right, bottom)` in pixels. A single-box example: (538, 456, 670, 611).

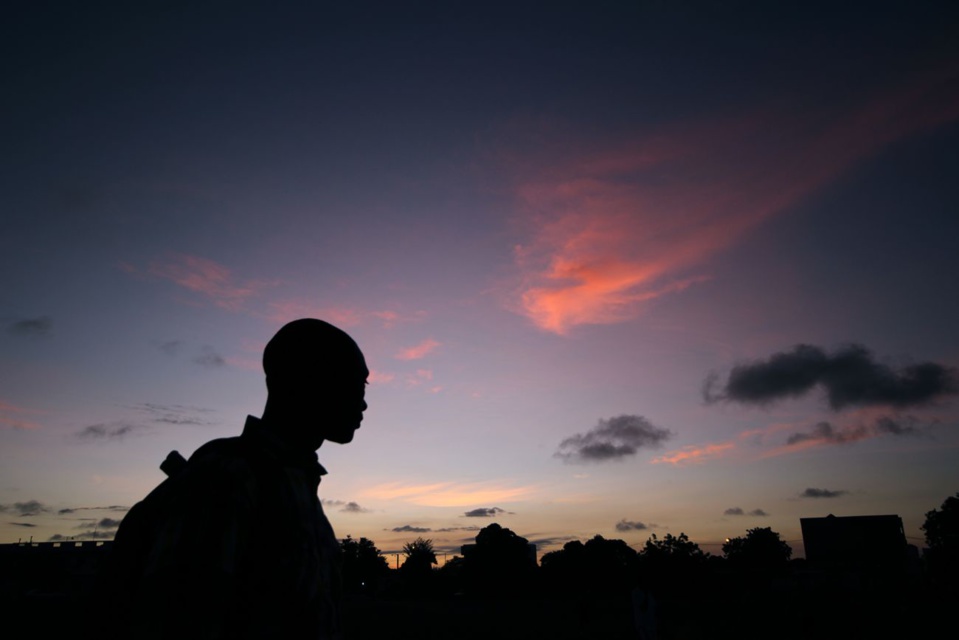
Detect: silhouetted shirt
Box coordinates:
(107, 416, 342, 639)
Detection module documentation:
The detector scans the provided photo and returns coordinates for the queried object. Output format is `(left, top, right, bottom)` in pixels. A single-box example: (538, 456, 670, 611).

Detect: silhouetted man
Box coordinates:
(102, 319, 368, 639)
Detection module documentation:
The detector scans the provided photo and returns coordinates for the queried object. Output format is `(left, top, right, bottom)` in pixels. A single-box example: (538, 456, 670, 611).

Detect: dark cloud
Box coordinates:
(615, 519, 648, 531)
(157, 340, 182, 356)
(704, 344, 958, 410)
(787, 421, 863, 445)
(321, 499, 346, 508)
(7, 316, 52, 338)
(435, 525, 481, 533)
(875, 415, 919, 436)
(131, 403, 215, 426)
(340, 502, 370, 513)
(193, 346, 225, 368)
(76, 406, 213, 442)
(77, 518, 122, 530)
(1, 500, 49, 516)
(391, 525, 432, 533)
(527, 535, 580, 548)
(724, 507, 766, 516)
(10, 522, 37, 527)
(801, 488, 848, 499)
(57, 505, 128, 515)
(555, 415, 672, 463)
(76, 423, 142, 440)
(49, 530, 114, 541)
(463, 507, 512, 518)
(786, 415, 922, 446)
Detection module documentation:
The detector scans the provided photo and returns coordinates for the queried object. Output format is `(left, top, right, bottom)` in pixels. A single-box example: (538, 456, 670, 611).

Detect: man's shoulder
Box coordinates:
(190, 435, 246, 464)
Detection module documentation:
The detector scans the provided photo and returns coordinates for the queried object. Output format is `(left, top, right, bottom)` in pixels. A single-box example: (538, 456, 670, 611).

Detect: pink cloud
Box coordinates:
(507, 68, 959, 334)
(651, 442, 736, 466)
(266, 303, 423, 329)
(395, 339, 441, 360)
(368, 369, 395, 384)
(266, 300, 363, 327)
(224, 356, 262, 372)
(761, 412, 927, 458)
(363, 481, 535, 507)
(149, 254, 276, 311)
(405, 368, 435, 388)
(0, 400, 42, 430)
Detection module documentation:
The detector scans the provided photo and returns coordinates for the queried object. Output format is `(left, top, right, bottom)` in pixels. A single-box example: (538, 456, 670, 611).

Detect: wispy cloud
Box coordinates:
(76, 517, 122, 530)
(724, 507, 768, 517)
(463, 507, 512, 518)
(156, 340, 182, 356)
(368, 369, 395, 384)
(801, 488, 848, 499)
(555, 414, 672, 463)
(395, 339, 441, 361)
(506, 69, 959, 334)
(129, 403, 215, 426)
(76, 423, 143, 441)
(193, 346, 226, 368)
(266, 303, 424, 329)
(149, 254, 276, 311)
(651, 442, 735, 466)
(0, 500, 49, 516)
(363, 481, 534, 507)
(777, 415, 925, 452)
(6, 316, 52, 338)
(266, 300, 363, 327)
(391, 524, 432, 533)
(49, 531, 115, 541)
(0, 400, 43, 430)
(58, 505, 128, 515)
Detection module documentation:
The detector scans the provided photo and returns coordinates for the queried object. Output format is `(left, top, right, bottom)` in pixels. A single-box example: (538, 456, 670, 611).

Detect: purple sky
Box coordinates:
(2, 2, 958, 559)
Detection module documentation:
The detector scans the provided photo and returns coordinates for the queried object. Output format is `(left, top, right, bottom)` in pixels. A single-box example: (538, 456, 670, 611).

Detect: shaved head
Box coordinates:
(263, 318, 366, 387)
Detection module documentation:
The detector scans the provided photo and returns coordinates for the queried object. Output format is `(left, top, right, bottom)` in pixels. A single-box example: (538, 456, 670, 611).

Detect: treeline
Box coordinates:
(338, 523, 796, 599)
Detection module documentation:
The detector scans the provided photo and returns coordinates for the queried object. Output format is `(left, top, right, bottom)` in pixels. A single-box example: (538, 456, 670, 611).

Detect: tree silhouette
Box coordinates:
(922, 492, 959, 591)
(401, 537, 437, 574)
(540, 540, 588, 592)
(641, 532, 706, 561)
(463, 523, 536, 596)
(723, 527, 791, 568)
(637, 532, 708, 597)
(339, 535, 390, 594)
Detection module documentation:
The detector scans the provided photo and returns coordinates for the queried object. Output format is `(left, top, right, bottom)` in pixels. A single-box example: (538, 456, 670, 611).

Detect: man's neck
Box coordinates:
(260, 405, 324, 453)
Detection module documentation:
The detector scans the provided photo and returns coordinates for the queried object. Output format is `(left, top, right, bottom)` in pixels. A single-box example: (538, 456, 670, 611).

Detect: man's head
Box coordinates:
(263, 318, 369, 449)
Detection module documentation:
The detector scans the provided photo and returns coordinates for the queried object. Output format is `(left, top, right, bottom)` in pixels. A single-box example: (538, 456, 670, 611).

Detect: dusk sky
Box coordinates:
(3, 2, 958, 561)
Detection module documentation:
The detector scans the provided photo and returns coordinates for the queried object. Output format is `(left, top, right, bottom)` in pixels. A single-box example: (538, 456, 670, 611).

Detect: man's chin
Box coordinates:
(327, 429, 358, 445)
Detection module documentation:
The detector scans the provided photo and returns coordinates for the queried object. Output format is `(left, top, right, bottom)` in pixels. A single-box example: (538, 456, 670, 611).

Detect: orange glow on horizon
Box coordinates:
(362, 481, 535, 507)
